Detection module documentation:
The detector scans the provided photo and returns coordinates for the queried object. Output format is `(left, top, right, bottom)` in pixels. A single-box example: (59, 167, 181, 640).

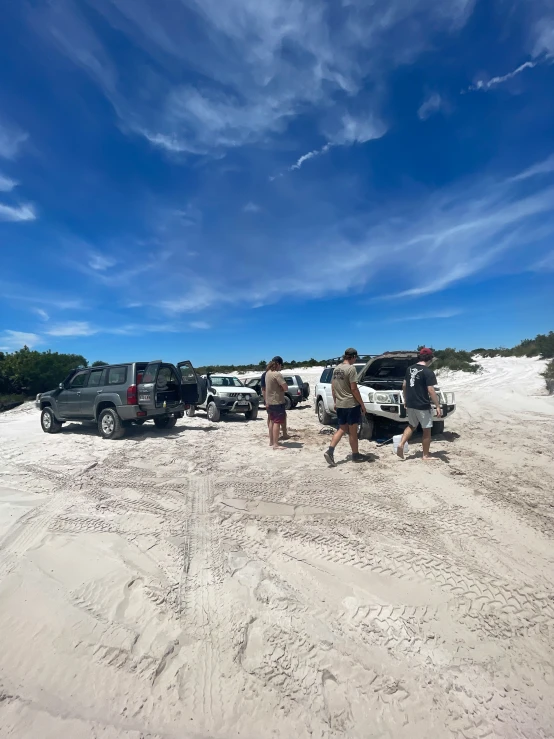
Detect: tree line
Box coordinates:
(0, 331, 552, 400)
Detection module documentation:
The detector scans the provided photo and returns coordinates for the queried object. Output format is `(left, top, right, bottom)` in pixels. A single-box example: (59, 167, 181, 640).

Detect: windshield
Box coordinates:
(210, 376, 244, 387)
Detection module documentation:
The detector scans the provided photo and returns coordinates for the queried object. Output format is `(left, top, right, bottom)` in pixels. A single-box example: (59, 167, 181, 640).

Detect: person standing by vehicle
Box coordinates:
(324, 348, 366, 466)
(262, 368, 290, 441)
(265, 357, 289, 450)
(397, 347, 442, 461)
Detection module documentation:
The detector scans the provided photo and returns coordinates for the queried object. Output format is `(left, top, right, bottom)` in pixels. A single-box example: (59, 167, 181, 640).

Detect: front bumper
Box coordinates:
(212, 395, 259, 412)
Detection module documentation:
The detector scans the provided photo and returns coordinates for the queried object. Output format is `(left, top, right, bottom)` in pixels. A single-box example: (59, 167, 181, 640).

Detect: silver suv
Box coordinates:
(38, 359, 204, 440)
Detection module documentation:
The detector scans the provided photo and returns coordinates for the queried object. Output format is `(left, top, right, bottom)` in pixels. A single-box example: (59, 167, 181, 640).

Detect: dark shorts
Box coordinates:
(268, 404, 287, 424)
(336, 405, 361, 427)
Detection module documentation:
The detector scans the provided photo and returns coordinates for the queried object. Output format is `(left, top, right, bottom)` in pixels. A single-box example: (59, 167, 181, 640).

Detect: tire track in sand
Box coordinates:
(179, 475, 230, 732)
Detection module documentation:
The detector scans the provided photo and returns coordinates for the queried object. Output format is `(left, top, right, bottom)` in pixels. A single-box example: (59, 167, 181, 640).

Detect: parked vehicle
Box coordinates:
(243, 373, 309, 409)
(314, 352, 456, 438)
(187, 374, 259, 422)
(38, 359, 205, 440)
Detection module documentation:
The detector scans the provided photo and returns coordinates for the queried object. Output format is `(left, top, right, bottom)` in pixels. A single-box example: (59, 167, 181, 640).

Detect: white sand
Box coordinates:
(0, 356, 553, 738)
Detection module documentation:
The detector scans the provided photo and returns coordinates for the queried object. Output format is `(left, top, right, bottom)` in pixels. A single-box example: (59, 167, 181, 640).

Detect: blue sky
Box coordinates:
(0, 0, 553, 366)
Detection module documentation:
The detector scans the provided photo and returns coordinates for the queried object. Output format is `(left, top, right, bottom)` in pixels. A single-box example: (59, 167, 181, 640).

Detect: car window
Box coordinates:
(320, 368, 332, 383)
(142, 363, 159, 384)
(245, 379, 258, 387)
(210, 376, 244, 387)
(69, 371, 88, 388)
(284, 377, 294, 386)
(107, 366, 127, 385)
(157, 366, 178, 388)
(179, 364, 196, 384)
(88, 369, 103, 387)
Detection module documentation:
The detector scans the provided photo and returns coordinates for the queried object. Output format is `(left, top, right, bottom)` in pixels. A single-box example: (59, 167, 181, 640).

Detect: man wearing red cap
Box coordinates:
(397, 348, 442, 461)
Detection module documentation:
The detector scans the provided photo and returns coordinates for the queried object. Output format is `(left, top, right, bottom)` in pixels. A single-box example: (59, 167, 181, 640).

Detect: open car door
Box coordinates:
(177, 361, 204, 406)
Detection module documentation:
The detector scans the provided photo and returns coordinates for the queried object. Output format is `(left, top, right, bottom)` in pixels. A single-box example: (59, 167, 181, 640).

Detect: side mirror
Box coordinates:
(59, 383, 64, 390)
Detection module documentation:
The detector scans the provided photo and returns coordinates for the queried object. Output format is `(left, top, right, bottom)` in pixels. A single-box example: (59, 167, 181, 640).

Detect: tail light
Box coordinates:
(127, 384, 138, 405)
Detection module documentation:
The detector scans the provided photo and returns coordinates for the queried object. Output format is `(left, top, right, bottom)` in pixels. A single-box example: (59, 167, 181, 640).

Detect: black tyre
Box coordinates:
(154, 416, 177, 429)
(245, 406, 258, 420)
(207, 401, 221, 422)
(98, 408, 125, 440)
(186, 406, 196, 417)
(284, 395, 292, 411)
(317, 399, 332, 426)
(41, 407, 62, 434)
(432, 421, 445, 435)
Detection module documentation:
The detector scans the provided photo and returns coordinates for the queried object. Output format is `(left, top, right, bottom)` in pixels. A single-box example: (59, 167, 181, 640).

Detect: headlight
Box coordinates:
(365, 392, 374, 403)
(374, 391, 394, 404)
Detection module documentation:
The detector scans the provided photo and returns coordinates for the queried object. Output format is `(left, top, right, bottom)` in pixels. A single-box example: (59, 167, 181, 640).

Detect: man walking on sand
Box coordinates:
(262, 368, 290, 441)
(324, 348, 366, 466)
(397, 347, 442, 461)
(265, 357, 289, 450)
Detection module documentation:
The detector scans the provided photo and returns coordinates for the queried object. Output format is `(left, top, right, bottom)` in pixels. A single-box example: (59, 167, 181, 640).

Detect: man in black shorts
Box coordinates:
(324, 348, 366, 466)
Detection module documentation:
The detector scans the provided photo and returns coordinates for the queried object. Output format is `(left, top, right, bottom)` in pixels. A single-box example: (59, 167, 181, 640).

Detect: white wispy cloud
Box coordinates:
(0, 117, 28, 160)
(37, 0, 474, 156)
(417, 92, 443, 120)
(509, 153, 554, 182)
(290, 144, 332, 171)
(0, 173, 18, 191)
(0, 330, 41, 351)
(88, 252, 117, 271)
(189, 321, 211, 330)
(388, 310, 462, 322)
(46, 321, 97, 337)
(466, 58, 552, 92)
(0, 203, 36, 222)
(530, 250, 554, 271)
(33, 308, 50, 321)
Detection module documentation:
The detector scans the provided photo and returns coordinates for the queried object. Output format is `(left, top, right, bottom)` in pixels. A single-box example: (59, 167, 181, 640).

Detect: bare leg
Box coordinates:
(422, 428, 437, 460)
(347, 424, 359, 455)
(281, 416, 290, 440)
(330, 425, 347, 449)
(272, 422, 285, 449)
(268, 418, 273, 446)
(397, 424, 415, 459)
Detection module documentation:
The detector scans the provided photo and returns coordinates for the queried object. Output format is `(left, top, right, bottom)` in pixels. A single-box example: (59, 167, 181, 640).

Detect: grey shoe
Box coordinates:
(352, 453, 365, 463)
(324, 450, 337, 467)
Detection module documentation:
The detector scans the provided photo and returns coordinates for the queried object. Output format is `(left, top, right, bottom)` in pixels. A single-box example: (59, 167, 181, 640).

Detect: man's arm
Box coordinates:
(350, 382, 366, 414)
(402, 380, 407, 396)
(427, 386, 442, 417)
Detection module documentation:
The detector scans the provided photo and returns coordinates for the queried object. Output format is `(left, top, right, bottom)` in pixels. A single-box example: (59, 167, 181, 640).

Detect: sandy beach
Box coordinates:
(0, 356, 553, 738)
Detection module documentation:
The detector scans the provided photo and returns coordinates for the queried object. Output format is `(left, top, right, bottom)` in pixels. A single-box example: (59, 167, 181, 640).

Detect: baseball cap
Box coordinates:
(272, 355, 284, 364)
(418, 347, 434, 357)
(344, 348, 358, 358)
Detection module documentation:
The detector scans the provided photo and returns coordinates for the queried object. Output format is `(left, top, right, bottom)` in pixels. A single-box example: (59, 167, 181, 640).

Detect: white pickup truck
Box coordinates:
(314, 351, 456, 438)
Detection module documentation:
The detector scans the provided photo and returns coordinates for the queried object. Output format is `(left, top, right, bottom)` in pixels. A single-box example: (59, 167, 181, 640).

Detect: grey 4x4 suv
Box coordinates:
(39, 359, 205, 440)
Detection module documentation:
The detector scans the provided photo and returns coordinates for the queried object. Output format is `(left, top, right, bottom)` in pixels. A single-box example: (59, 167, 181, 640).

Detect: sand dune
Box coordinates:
(0, 356, 553, 738)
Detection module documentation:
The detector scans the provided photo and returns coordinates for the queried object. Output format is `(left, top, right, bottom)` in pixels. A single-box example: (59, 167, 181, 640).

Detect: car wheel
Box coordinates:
(284, 395, 292, 411)
(98, 408, 125, 440)
(207, 401, 221, 422)
(154, 416, 177, 429)
(245, 406, 258, 420)
(317, 399, 332, 426)
(432, 421, 445, 435)
(41, 407, 62, 434)
(186, 406, 196, 417)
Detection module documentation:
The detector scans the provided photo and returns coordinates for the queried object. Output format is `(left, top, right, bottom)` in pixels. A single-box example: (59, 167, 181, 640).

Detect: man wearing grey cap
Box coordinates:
(324, 348, 366, 466)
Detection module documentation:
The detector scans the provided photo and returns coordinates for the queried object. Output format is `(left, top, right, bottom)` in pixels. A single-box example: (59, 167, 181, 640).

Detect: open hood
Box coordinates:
(358, 351, 418, 384)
